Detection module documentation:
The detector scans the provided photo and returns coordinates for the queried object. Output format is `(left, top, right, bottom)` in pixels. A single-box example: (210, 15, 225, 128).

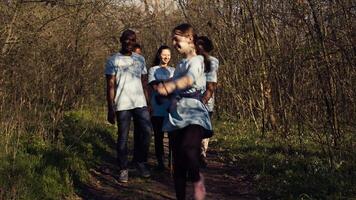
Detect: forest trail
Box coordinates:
(74, 134, 259, 200)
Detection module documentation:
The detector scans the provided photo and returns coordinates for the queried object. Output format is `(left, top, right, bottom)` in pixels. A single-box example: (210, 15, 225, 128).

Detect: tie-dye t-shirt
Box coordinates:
(204, 56, 219, 112)
(148, 65, 175, 117)
(163, 55, 212, 133)
(105, 52, 147, 111)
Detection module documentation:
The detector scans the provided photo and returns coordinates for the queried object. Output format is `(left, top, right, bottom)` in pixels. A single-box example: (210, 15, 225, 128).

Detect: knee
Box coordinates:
(181, 145, 199, 163)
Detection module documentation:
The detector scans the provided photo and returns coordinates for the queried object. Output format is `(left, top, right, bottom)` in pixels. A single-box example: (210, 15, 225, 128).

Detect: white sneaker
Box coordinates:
(118, 169, 128, 183)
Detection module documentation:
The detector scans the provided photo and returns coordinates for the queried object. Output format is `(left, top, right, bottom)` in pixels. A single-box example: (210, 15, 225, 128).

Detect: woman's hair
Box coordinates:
(152, 45, 171, 66)
(172, 23, 211, 73)
(196, 36, 214, 53)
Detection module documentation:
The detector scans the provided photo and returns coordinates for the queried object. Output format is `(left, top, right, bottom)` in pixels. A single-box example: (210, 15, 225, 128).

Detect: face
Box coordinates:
(172, 34, 194, 54)
(134, 48, 142, 55)
(121, 34, 137, 52)
(160, 49, 171, 65)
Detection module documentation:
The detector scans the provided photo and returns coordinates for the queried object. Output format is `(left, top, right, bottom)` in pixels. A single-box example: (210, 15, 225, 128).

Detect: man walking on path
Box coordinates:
(105, 29, 151, 183)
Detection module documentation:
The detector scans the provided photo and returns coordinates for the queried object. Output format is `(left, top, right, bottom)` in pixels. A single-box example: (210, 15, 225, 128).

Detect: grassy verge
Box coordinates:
(0, 108, 116, 199)
(1, 108, 354, 199)
(210, 119, 356, 200)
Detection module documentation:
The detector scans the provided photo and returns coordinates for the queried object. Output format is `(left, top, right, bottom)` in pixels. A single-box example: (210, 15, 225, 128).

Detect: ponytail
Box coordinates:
(198, 47, 211, 73)
(195, 35, 212, 73)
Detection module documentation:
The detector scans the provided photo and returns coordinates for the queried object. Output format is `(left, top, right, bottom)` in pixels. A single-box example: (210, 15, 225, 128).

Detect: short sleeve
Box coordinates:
(206, 58, 219, 82)
(148, 67, 156, 83)
(186, 56, 203, 82)
(169, 67, 175, 78)
(105, 57, 116, 75)
(141, 57, 147, 75)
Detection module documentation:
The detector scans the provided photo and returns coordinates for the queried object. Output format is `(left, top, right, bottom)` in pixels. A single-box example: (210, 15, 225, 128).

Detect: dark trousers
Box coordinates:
(116, 107, 151, 169)
(170, 125, 204, 200)
(151, 116, 172, 165)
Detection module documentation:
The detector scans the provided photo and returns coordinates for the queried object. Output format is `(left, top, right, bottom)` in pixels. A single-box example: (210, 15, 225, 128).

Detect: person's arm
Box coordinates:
(140, 56, 150, 106)
(156, 58, 200, 96)
(106, 75, 116, 124)
(141, 74, 150, 104)
(202, 57, 219, 104)
(156, 75, 193, 96)
(202, 82, 216, 104)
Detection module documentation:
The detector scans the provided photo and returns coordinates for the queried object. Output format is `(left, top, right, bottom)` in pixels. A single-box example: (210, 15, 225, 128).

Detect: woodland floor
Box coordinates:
(74, 135, 259, 200)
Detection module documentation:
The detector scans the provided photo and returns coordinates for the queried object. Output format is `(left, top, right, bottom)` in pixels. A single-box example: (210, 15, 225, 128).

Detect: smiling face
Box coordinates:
(160, 49, 171, 66)
(172, 34, 194, 55)
(120, 32, 137, 53)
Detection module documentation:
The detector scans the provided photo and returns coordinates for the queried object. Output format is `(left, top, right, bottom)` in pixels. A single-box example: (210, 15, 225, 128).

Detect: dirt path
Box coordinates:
(75, 137, 259, 200)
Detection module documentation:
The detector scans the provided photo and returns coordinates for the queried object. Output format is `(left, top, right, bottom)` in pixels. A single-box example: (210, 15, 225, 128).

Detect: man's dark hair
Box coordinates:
(133, 43, 141, 50)
(120, 29, 136, 43)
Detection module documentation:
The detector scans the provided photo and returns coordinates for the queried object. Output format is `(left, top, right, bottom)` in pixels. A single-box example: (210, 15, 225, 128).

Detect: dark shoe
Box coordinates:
(200, 156, 207, 168)
(137, 162, 151, 178)
(155, 162, 166, 172)
(128, 160, 137, 169)
(118, 169, 128, 183)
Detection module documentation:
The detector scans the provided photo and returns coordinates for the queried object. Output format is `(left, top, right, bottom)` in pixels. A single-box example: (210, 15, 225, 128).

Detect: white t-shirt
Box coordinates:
(148, 65, 175, 117)
(205, 56, 219, 112)
(105, 52, 147, 111)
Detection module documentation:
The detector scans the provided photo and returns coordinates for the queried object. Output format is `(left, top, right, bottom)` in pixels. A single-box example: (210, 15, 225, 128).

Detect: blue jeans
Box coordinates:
(116, 107, 151, 169)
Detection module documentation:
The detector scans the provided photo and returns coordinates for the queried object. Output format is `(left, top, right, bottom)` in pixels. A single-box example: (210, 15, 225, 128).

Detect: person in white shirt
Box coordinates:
(105, 29, 151, 183)
(197, 36, 219, 168)
(131, 43, 145, 166)
(156, 23, 212, 200)
(148, 45, 175, 171)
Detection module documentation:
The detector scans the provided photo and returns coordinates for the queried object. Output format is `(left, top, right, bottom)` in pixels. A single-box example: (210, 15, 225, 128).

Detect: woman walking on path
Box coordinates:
(157, 23, 213, 200)
(197, 36, 219, 168)
(148, 45, 175, 171)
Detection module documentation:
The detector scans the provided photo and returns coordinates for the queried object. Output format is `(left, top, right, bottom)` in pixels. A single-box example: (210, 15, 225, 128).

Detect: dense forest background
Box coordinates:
(0, 0, 355, 199)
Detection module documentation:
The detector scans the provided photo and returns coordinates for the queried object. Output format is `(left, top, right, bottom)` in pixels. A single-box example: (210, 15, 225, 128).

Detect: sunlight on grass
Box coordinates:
(210, 119, 356, 200)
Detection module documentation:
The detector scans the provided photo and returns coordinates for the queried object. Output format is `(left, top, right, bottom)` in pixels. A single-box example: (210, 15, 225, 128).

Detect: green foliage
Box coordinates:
(0, 108, 116, 199)
(0, 151, 73, 200)
(211, 120, 356, 200)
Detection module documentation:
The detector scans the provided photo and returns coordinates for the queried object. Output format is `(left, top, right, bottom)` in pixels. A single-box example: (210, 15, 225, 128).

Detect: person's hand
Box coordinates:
(107, 109, 116, 124)
(157, 81, 176, 96)
(157, 82, 169, 96)
(147, 104, 153, 114)
(152, 84, 158, 91)
(202, 96, 209, 104)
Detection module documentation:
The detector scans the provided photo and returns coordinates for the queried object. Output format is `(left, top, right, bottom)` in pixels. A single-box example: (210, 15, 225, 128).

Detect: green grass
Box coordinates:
(1, 109, 354, 199)
(210, 119, 356, 200)
(0, 108, 116, 200)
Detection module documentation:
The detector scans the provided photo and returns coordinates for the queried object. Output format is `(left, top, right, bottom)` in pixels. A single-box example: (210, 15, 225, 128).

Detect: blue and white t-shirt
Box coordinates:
(105, 52, 147, 111)
(205, 56, 219, 112)
(148, 65, 175, 117)
(163, 55, 212, 132)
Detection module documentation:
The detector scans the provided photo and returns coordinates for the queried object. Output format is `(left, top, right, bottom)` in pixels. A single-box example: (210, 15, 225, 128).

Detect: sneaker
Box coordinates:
(118, 169, 128, 183)
(136, 162, 151, 178)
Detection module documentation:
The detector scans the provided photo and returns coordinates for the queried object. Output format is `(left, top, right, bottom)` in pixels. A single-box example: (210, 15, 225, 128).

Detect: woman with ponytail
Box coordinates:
(196, 36, 220, 168)
(156, 23, 212, 200)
